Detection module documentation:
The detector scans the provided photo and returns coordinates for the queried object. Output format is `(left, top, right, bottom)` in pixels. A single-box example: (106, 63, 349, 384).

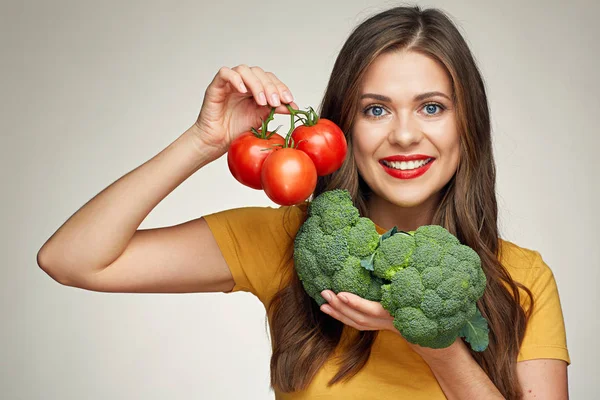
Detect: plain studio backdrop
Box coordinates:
(2, 0, 598, 398)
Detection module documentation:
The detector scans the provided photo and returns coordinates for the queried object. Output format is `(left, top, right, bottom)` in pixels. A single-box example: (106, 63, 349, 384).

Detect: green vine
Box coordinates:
(253, 104, 321, 150)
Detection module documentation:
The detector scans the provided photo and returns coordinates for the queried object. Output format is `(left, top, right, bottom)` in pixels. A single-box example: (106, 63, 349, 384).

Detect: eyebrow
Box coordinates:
(359, 91, 452, 102)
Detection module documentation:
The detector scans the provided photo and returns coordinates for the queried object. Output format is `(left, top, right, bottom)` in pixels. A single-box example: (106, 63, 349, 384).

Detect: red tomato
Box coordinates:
(227, 132, 286, 190)
(261, 148, 317, 206)
(290, 118, 347, 176)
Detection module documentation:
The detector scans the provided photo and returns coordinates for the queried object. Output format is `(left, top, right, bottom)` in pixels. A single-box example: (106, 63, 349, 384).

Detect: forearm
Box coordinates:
(415, 339, 505, 400)
(37, 126, 219, 280)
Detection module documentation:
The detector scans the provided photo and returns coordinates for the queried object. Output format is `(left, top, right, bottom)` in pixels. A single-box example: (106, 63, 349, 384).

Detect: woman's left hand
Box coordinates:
(319, 290, 399, 333)
(320, 289, 467, 362)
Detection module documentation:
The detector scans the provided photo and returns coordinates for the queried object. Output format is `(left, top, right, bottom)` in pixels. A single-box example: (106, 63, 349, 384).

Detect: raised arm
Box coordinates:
(37, 65, 296, 293)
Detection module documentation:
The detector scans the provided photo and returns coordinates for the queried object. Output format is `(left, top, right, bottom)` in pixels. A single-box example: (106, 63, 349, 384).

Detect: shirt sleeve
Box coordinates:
(202, 204, 306, 307)
(517, 251, 571, 365)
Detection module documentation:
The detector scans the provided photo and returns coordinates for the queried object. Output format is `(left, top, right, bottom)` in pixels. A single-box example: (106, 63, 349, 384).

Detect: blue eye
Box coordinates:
(423, 103, 444, 116)
(363, 105, 388, 118)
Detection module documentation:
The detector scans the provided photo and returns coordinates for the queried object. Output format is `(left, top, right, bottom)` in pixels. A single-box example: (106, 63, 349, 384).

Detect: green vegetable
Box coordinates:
(371, 226, 489, 351)
(293, 189, 489, 352)
(293, 190, 382, 306)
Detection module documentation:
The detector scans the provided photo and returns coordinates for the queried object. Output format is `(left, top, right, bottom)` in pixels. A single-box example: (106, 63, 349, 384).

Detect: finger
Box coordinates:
(337, 292, 394, 321)
(211, 66, 247, 93)
(320, 304, 372, 331)
(265, 71, 294, 104)
(204, 66, 247, 104)
(250, 66, 282, 108)
(322, 290, 375, 329)
(232, 64, 269, 106)
(255, 70, 299, 114)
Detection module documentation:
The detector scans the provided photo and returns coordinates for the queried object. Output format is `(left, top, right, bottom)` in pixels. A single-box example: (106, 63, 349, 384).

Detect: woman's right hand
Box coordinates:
(191, 65, 298, 157)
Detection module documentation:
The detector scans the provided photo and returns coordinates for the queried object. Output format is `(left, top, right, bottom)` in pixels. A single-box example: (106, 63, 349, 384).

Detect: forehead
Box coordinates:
(360, 50, 452, 96)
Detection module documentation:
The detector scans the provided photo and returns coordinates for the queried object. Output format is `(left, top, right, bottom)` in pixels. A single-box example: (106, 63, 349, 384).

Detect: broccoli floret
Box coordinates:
(332, 256, 370, 296)
(307, 189, 360, 234)
(366, 275, 384, 302)
(294, 190, 381, 305)
(375, 226, 489, 351)
(373, 232, 415, 280)
(347, 218, 381, 259)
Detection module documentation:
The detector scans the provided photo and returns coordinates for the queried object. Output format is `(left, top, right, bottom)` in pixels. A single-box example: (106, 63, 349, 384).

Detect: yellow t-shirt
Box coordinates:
(203, 203, 570, 399)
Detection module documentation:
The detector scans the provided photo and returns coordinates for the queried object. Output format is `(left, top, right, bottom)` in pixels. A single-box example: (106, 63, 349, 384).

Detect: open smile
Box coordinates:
(379, 157, 435, 179)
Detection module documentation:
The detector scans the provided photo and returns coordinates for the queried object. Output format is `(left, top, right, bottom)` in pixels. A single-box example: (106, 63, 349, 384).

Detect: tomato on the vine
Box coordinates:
(290, 118, 347, 176)
(227, 131, 285, 190)
(261, 148, 317, 206)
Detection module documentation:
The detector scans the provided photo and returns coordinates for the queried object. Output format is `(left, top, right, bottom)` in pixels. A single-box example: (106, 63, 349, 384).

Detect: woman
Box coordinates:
(37, 6, 569, 399)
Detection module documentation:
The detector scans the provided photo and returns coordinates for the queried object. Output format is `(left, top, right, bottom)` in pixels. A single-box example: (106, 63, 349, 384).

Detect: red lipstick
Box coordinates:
(379, 154, 435, 180)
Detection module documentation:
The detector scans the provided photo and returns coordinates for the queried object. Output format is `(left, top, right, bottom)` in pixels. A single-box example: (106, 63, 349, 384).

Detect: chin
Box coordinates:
(382, 192, 433, 209)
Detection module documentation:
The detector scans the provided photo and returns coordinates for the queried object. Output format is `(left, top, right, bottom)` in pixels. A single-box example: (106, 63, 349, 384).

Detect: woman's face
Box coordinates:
(352, 50, 460, 209)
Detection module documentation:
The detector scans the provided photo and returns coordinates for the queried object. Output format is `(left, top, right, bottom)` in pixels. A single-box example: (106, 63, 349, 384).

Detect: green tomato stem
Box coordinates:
(258, 105, 320, 148)
(252, 107, 278, 139)
(282, 104, 320, 148)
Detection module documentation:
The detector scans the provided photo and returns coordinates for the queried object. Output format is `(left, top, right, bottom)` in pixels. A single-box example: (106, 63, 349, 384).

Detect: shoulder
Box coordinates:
(280, 202, 309, 236)
(498, 238, 541, 270)
(202, 202, 309, 262)
(204, 202, 308, 233)
(500, 240, 571, 364)
(497, 238, 556, 292)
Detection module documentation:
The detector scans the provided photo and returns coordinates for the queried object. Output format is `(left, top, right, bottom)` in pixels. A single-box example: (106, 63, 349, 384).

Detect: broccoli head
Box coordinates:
(293, 190, 381, 305)
(372, 225, 488, 350)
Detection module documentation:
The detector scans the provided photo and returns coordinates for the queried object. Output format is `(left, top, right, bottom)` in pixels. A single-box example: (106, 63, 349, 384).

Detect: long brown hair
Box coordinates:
(266, 6, 534, 399)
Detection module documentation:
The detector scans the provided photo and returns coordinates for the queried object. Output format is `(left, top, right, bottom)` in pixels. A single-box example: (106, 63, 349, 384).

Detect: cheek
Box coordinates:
(436, 131, 461, 174)
(431, 121, 460, 161)
(351, 130, 368, 161)
(447, 132, 461, 165)
(351, 137, 367, 173)
(351, 123, 381, 157)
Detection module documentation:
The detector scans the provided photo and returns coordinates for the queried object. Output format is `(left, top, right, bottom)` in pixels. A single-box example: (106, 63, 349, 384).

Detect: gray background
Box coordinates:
(2, 0, 598, 398)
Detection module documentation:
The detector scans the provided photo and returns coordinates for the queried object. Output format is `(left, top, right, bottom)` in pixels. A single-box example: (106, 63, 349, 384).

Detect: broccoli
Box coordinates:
(293, 190, 381, 306)
(367, 226, 489, 351)
(293, 190, 489, 352)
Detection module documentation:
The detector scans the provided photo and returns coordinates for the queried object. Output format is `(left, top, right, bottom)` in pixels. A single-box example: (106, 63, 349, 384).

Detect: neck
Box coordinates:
(366, 192, 443, 232)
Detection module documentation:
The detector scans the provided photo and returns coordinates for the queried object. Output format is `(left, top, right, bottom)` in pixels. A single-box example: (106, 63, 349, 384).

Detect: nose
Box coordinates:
(387, 113, 423, 148)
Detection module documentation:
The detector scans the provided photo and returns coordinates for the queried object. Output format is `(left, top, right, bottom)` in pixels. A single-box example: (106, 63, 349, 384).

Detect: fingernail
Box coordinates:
(271, 93, 281, 106)
(258, 92, 267, 105)
(282, 91, 293, 102)
(321, 291, 331, 301)
(340, 295, 349, 304)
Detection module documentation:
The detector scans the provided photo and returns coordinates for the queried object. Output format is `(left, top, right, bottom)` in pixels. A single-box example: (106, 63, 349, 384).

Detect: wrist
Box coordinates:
(408, 338, 467, 366)
(183, 124, 226, 164)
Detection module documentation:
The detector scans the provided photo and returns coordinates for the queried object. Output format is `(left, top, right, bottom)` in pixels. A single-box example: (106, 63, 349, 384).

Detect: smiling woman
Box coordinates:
(37, 4, 569, 400)
(265, 5, 569, 399)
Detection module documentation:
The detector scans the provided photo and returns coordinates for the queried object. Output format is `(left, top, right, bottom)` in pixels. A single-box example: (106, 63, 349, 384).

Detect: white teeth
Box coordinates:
(383, 158, 432, 170)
